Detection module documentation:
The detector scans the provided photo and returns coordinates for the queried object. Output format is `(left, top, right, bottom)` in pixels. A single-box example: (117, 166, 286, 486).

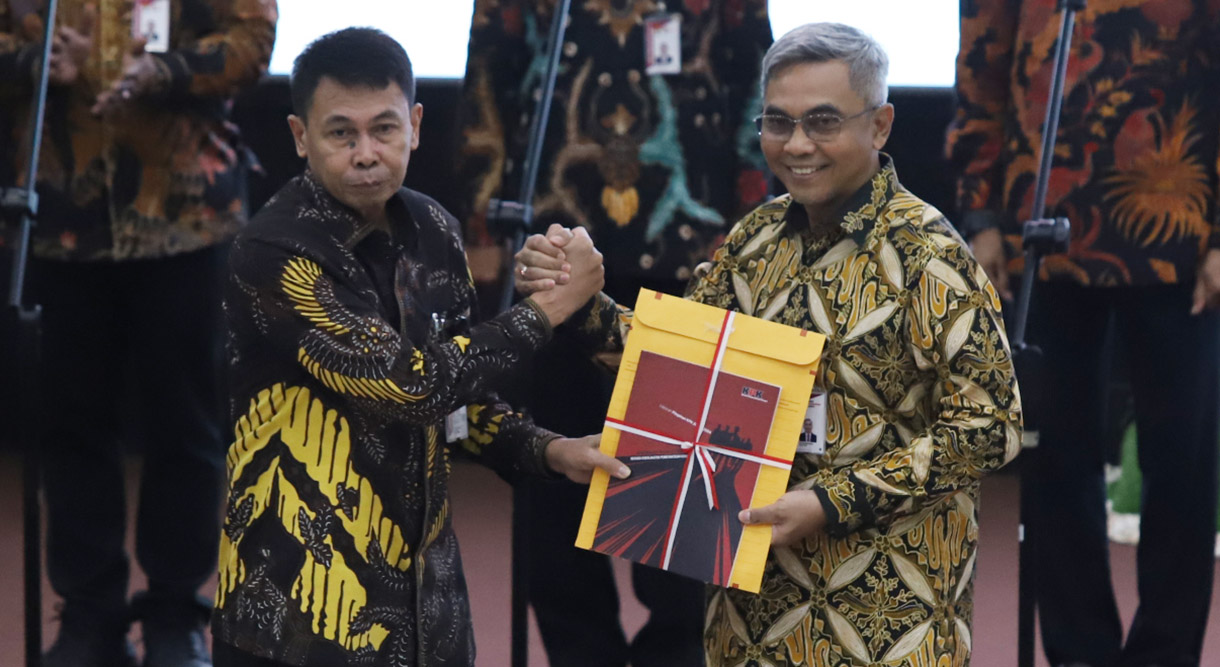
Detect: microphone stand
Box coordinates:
(2, 0, 60, 665)
(489, 0, 571, 314)
(484, 2, 572, 665)
(1010, 1, 1080, 665)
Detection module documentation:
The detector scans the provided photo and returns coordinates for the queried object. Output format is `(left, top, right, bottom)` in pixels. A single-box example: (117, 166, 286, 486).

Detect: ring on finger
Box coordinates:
(519, 265, 528, 277)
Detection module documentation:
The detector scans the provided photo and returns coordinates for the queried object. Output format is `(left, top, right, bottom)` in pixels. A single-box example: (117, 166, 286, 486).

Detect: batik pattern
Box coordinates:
(946, 0, 1220, 286)
(214, 173, 558, 666)
(572, 158, 1021, 666)
(0, 0, 277, 260)
(458, 0, 772, 283)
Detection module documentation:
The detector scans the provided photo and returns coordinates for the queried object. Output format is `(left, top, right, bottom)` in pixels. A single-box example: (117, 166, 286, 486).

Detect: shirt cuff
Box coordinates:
(495, 297, 553, 358)
(811, 471, 879, 538)
(560, 293, 604, 333)
(518, 297, 555, 341)
(527, 428, 565, 480)
(497, 412, 563, 480)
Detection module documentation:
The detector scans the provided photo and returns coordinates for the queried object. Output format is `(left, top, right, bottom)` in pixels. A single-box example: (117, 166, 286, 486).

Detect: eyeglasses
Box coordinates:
(754, 105, 881, 142)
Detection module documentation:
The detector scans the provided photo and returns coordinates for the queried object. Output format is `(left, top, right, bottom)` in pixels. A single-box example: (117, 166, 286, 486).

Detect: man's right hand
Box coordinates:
(969, 227, 1012, 301)
(24, 4, 96, 86)
(526, 225, 604, 326)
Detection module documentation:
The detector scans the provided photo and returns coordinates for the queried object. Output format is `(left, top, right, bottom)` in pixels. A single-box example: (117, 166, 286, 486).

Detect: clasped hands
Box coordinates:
(511, 224, 625, 483)
(23, 3, 166, 117)
(516, 225, 829, 546)
(521, 224, 605, 327)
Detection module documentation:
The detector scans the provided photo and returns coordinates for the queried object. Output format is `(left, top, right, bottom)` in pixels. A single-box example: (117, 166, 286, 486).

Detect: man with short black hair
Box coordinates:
(211, 27, 623, 667)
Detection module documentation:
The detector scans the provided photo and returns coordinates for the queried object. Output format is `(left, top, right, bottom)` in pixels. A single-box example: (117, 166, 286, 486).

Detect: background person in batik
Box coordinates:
(947, 2, 1220, 665)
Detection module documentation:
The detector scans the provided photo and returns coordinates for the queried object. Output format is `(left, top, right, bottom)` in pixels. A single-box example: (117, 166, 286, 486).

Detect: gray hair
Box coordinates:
(761, 23, 889, 107)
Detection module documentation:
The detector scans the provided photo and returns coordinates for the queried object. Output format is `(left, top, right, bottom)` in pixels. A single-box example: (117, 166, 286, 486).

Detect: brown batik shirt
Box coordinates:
(946, 0, 1220, 286)
(0, 0, 277, 261)
(457, 0, 773, 284)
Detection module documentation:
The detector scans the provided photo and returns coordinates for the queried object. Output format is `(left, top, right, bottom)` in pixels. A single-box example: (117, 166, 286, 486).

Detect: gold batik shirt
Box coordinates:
(572, 157, 1021, 666)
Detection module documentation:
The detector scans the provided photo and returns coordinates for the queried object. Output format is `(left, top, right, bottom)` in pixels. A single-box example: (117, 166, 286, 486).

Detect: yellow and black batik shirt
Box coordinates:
(571, 157, 1022, 666)
(213, 173, 558, 666)
(947, 0, 1220, 286)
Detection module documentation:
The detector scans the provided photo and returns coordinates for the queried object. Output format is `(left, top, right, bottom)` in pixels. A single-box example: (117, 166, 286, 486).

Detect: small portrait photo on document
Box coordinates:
(798, 390, 827, 455)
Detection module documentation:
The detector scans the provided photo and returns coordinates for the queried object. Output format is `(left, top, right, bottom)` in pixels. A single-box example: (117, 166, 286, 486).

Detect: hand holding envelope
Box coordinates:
(520, 228, 833, 553)
(519, 229, 832, 590)
(576, 290, 825, 592)
(737, 489, 827, 547)
(544, 433, 631, 484)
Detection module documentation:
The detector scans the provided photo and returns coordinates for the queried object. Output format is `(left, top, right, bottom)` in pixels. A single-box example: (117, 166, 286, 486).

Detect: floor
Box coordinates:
(2, 453, 1220, 666)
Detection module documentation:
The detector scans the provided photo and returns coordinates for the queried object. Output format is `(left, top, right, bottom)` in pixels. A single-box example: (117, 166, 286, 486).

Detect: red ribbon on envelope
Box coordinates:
(603, 310, 793, 571)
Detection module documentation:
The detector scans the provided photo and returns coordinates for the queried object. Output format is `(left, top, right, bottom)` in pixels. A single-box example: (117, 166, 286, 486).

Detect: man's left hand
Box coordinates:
(515, 223, 574, 295)
(738, 490, 827, 546)
(544, 434, 631, 484)
(1191, 248, 1220, 315)
(91, 37, 167, 116)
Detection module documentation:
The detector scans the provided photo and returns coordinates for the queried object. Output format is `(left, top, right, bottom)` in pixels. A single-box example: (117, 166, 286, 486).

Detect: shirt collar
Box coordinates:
(300, 169, 415, 248)
(783, 153, 899, 245)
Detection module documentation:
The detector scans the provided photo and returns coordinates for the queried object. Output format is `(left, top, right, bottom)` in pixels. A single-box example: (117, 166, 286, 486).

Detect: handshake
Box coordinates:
(517, 224, 606, 326)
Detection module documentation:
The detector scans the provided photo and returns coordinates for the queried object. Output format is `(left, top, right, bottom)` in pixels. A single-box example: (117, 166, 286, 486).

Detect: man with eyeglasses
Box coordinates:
(517, 22, 1021, 666)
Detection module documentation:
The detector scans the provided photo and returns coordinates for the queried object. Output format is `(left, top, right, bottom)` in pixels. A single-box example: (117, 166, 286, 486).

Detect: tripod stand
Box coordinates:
(1007, 1, 1082, 665)
(482, 2, 573, 665)
(2, 0, 60, 665)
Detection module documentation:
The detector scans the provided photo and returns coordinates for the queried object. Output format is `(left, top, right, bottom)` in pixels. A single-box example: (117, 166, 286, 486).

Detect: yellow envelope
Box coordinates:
(576, 289, 825, 593)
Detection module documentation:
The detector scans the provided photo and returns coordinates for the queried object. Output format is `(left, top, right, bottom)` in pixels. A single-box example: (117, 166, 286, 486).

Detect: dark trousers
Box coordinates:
(31, 246, 228, 611)
(1029, 282, 1220, 667)
(522, 478, 706, 667)
(518, 276, 705, 667)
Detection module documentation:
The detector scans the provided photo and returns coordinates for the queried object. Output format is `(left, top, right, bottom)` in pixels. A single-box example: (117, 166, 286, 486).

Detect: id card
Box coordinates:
(132, 0, 170, 53)
(445, 406, 469, 443)
(796, 389, 827, 455)
(644, 13, 681, 75)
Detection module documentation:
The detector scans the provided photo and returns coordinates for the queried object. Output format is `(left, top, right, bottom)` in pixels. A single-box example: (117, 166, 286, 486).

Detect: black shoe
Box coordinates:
(42, 601, 137, 667)
(132, 591, 212, 667)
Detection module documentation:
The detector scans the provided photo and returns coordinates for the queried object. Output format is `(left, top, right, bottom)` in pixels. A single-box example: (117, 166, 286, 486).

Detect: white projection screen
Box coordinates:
(268, 0, 958, 87)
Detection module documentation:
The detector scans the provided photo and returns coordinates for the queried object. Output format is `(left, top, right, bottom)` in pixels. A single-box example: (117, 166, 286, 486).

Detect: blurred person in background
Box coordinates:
(0, 1, 276, 665)
(948, 2, 1220, 665)
(457, 2, 772, 664)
